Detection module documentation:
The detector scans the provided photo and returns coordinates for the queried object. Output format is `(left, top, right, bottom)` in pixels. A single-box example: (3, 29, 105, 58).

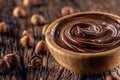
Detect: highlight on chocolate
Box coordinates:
(51, 13, 120, 53)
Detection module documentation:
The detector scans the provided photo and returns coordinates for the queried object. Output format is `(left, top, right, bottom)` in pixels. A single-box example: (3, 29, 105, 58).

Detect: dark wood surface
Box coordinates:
(0, 0, 120, 80)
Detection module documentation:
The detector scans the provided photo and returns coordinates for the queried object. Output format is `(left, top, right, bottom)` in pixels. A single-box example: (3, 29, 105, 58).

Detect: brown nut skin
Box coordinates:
(30, 14, 45, 25)
(20, 35, 34, 48)
(0, 22, 7, 34)
(22, 30, 29, 36)
(30, 55, 42, 67)
(0, 59, 10, 74)
(42, 24, 49, 35)
(35, 40, 49, 54)
(13, 7, 26, 18)
(23, 0, 39, 7)
(61, 6, 74, 16)
(3, 53, 20, 68)
(20, 35, 29, 47)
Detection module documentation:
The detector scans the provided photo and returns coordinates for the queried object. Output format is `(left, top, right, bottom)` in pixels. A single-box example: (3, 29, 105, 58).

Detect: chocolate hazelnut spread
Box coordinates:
(51, 13, 120, 53)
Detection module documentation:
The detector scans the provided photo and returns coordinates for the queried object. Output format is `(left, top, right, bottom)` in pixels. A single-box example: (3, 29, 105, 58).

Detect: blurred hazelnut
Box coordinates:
(0, 22, 7, 34)
(0, 59, 10, 74)
(3, 53, 20, 67)
(42, 24, 49, 35)
(20, 35, 34, 47)
(13, 7, 26, 18)
(30, 55, 42, 67)
(20, 35, 29, 47)
(31, 14, 45, 25)
(35, 40, 49, 53)
(22, 30, 29, 36)
(61, 6, 74, 16)
(23, 0, 39, 7)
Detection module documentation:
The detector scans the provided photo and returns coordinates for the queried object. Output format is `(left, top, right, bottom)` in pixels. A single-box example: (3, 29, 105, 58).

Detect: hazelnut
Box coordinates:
(13, 7, 26, 18)
(30, 55, 42, 67)
(61, 6, 74, 16)
(0, 59, 10, 74)
(0, 22, 7, 34)
(23, 0, 39, 7)
(35, 40, 49, 54)
(20, 35, 34, 47)
(42, 24, 49, 35)
(3, 53, 20, 67)
(30, 14, 45, 25)
(20, 35, 29, 47)
(22, 30, 29, 36)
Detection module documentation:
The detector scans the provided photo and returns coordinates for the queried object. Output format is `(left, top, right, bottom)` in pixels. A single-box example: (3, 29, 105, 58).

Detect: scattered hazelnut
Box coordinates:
(42, 24, 49, 35)
(23, 0, 39, 7)
(22, 30, 29, 36)
(20, 35, 29, 47)
(13, 7, 26, 18)
(61, 6, 74, 16)
(3, 53, 20, 67)
(0, 59, 10, 74)
(30, 55, 42, 67)
(35, 40, 49, 54)
(20, 35, 34, 47)
(0, 22, 7, 34)
(30, 14, 45, 25)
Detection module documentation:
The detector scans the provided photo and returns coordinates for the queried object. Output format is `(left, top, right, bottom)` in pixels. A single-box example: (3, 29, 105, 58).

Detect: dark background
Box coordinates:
(0, 0, 120, 80)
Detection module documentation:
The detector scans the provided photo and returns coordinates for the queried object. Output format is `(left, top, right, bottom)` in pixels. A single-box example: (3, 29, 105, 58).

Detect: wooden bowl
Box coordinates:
(45, 12, 120, 74)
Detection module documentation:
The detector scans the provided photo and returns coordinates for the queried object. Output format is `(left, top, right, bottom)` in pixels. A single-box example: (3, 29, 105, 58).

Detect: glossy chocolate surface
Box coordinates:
(51, 13, 120, 53)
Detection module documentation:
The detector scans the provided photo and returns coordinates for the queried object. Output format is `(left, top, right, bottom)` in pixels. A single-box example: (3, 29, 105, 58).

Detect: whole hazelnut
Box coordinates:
(3, 53, 20, 67)
(13, 7, 26, 18)
(61, 6, 74, 16)
(22, 30, 29, 36)
(42, 24, 49, 35)
(23, 0, 39, 7)
(35, 40, 49, 54)
(30, 55, 42, 67)
(0, 59, 10, 74)
(20, 35, 29, 47)
(20, 35, 34, 47)
(0, 22, 7, 34)
(30, 14, 45, 25)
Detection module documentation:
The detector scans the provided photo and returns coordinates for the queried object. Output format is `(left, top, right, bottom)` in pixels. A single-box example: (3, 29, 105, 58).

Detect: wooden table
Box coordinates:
(0, 0, 120, 80)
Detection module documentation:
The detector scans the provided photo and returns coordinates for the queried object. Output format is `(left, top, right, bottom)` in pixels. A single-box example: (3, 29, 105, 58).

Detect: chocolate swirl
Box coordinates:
(51, 13, 120, 53)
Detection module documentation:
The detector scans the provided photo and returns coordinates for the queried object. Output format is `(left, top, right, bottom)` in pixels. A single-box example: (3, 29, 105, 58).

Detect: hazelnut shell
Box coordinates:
(61, 6, 74, 16)
(0, 22, 7, 34)
(20, 35, 34, 47)
(3, 53, 20, 67)
(30, 55, 42, 67)
(0, 59, 10, 74)
(35, 40, 49, 53)
(31, 14, 45, 25)
(13, 7, 26, 18)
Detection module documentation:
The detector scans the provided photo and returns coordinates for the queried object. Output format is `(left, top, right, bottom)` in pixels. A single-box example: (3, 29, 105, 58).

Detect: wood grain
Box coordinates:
(0, 0, 120, 80)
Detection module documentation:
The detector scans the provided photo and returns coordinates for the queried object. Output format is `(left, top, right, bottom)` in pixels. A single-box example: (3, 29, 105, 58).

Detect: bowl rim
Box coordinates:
(45, 11, 120, 57)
